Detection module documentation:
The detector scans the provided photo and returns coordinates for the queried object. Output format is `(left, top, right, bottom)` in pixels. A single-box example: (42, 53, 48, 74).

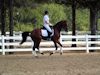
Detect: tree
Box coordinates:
(76, 0, 100, 51)
(71, 0, 77, 47)
(76, 0, 100, 35)
(57, 0, 100, 49)
(9, 0, 13, 36)
(8, 0, 14, 54)
(0, 0, 6, 35)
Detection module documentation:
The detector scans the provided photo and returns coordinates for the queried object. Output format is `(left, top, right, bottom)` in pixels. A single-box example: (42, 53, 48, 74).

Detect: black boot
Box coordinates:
(46, 32, 52, 41)
(48, 32, 52, 38)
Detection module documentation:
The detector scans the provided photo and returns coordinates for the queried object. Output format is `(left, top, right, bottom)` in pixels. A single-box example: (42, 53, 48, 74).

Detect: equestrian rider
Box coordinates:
(43, 10, 52, 38)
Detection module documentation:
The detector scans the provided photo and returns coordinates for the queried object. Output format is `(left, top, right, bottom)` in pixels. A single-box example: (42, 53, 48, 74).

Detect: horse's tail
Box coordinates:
(20, 31, 30, 45)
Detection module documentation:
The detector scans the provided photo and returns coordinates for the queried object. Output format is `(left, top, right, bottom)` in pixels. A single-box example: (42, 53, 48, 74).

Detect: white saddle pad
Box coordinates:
(41, 29, 54, 37)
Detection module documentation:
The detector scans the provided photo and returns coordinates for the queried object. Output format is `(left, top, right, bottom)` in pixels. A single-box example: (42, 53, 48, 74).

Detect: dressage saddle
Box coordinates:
(41, 26, 53, 40)
(47, 30, 52, 38)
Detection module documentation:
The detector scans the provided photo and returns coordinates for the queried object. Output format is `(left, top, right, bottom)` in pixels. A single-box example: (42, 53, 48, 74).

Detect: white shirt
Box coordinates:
(43, 15, 49, 26)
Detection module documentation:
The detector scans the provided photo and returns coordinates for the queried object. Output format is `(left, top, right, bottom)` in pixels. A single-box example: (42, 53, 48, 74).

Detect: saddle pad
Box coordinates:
(41, 29, 54, 37)
(41, 29, 48, 37)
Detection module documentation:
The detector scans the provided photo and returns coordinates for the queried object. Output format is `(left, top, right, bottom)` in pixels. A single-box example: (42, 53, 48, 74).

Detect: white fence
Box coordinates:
(1, 31, 100, 35)
(0, 34, 100, 55)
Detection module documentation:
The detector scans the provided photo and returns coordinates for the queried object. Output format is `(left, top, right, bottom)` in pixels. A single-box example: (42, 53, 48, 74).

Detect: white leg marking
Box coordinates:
(60, 47, 63, 55)
(32, 51, 38, 57)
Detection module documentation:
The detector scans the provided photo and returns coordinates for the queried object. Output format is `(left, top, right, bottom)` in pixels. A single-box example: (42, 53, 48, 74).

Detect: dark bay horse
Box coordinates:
(20, 20, 68, 56)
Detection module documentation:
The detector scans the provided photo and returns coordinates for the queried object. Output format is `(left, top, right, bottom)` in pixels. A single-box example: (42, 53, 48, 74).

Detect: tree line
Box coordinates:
(0, 0, 100, 34)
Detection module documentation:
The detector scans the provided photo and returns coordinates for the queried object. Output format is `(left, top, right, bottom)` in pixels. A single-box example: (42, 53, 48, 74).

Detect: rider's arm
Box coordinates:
(44, 15, 52, 26)
(45, 20, 52, 26)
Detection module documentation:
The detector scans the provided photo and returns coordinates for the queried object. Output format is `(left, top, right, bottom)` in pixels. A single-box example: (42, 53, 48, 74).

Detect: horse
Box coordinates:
(20, 20, 68, 57)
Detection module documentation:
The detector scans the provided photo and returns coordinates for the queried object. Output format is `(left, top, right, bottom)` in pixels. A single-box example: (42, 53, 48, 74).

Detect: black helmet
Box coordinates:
(44, 10, 48, 14)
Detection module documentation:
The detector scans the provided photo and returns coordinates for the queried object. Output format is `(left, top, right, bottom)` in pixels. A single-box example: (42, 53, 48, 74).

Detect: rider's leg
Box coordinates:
(47, 31, 52, 38)
(44, 25, 52, 38)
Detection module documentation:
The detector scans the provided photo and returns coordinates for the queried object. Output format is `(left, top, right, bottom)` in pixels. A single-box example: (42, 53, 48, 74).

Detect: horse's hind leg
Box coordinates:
(32, 47, 38, 57)
(32, 42, 38, 57)
(36, 40, 44, 55)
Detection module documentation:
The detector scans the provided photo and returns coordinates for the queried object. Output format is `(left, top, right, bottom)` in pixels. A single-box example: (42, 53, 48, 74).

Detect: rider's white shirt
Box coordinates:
(43, 15, 49, 26)
(43, 14, 52, 33)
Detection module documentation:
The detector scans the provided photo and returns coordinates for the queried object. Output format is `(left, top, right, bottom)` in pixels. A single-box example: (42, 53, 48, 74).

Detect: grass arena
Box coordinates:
(0, 52, 100, 75)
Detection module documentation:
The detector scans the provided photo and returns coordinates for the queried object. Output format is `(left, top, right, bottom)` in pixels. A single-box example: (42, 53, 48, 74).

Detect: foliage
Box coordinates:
(13, 0, 35, 8)
(14, 3, 67, 31)
(76, 8, 89, 31)
(0, 0, 94, 32)
(98, 19, 100, 31)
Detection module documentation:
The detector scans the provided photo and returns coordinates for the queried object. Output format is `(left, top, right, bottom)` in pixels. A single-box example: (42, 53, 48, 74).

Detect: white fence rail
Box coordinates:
(0, 35, 100, 55)
(1, 31, 100, 36)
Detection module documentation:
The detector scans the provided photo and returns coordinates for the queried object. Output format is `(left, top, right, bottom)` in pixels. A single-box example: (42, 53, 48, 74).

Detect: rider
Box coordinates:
(43, 10, 52, 38)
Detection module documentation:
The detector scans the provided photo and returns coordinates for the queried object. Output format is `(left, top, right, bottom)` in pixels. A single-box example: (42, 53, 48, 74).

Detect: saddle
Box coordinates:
(41, 26, 54, 40)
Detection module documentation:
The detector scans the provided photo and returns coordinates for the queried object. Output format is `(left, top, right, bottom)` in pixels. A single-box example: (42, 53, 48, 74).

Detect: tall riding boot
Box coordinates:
(48, 32, 52, 38)
(47, 32, 52, 41)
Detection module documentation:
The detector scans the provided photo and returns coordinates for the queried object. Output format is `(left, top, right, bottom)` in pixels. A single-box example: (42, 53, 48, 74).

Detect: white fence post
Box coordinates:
(2, 35, 5, 55)
(86, 34, 89, 53)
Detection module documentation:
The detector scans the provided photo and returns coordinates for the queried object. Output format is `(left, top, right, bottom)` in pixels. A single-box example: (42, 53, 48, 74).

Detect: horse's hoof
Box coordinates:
(41, 53, 44, 55)
(60, 52, 62, 55)
(50, 52, 53, 56)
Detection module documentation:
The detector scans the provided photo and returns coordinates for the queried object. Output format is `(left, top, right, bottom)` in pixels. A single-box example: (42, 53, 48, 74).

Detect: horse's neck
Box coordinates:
(53, 25, 61, 33)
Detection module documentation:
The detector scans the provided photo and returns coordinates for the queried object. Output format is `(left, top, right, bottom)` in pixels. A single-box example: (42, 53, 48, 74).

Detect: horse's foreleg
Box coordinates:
(53, 42, 58, 54)
(57, 41, 63, 55)
(54, 42, 58, 50)
(50, 42, 57, 56)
